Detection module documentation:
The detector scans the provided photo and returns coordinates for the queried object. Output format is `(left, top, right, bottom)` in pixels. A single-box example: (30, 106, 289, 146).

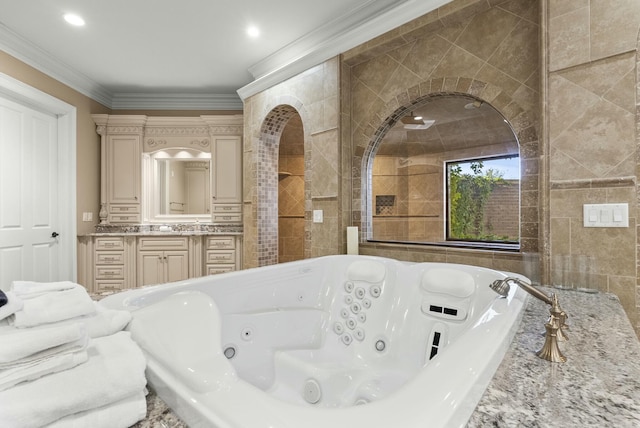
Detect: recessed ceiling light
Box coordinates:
(247, 25, 260, 38)
(63, 13, 85, 26)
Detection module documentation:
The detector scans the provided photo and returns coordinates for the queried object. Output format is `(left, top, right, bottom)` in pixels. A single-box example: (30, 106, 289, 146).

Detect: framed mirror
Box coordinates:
(143, 148, 212, 223)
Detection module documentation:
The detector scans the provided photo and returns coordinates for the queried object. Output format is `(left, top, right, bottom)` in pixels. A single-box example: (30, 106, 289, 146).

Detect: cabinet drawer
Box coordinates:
(206, 265, 236, 275)
(95, 265, 124, 279)
(138, 237, 188, 251)
(110, 204, 140, 214)
(213, 204, 241, 213)
(95, 252, 124, 265)
(206, 236, 236, 250)
(95, 280, 125, 293)
(206, 250, 236, 264)
(212, 213, 242, 223)
(110, 214, 141, 223)
(95, 237, 124, 250)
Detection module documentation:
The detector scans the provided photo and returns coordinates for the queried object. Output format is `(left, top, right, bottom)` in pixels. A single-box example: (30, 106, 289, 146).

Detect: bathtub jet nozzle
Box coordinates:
(490, 277, 568, 363)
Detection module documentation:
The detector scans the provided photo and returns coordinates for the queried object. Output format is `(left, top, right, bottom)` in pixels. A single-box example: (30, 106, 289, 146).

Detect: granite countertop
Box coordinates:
(80, 223, 243, 237)
(467, 287, 640, 427)
(131, 288, 640, 427)
(88, 231, 243, 237)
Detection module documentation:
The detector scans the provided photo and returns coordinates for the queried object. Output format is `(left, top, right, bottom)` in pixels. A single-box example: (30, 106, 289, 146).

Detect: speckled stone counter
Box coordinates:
(467, 287, 640, 427)
(92, 223, 243, 235)
(130, 288, 640, 427)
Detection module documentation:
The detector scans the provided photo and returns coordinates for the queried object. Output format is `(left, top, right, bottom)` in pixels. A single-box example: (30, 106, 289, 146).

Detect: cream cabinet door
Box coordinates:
(211, 136, 241, 204)
(138, 250, 164, 286)
(106, 134, 141, 223)
(107, 135, 141, 204)
(138, 250, 188, 286)
(164, 251, 189, 283)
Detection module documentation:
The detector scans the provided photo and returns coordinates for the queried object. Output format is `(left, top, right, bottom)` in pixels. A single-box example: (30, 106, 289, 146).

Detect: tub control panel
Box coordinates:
(333, 280, 381, 346)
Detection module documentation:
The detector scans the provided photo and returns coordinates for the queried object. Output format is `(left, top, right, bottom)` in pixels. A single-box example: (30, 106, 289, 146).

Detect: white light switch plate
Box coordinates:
(313, 210, 323, 223)
(583, 203, 628, 228)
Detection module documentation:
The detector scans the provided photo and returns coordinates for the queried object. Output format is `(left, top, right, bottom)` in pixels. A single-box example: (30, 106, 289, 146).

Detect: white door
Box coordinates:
(0, 72, 76, 291)
(0, 96, 61, 289)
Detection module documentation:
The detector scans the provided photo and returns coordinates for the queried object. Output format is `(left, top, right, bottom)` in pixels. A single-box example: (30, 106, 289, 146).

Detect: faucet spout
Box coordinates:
(490, 277, 553, 305)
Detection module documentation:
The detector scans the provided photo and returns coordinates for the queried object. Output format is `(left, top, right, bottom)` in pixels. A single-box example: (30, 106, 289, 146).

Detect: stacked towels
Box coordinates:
(0, 281, 147, 428)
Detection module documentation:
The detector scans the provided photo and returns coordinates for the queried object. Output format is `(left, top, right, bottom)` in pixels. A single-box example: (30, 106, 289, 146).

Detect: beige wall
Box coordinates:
(546, 0, 640, 330)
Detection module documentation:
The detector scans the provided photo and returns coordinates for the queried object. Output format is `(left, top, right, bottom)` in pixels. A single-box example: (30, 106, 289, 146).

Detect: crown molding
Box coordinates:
(246, 0, 405, 81)
(110, 93, 243, 110)
(0, 23, 113, 107)
(238, 0, 451, 100)
(0, 23, 244, 110)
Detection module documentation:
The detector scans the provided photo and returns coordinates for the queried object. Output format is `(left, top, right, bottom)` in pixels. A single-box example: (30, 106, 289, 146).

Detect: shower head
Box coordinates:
(489, 279, 511, 297)
(489, 277, 553, 306)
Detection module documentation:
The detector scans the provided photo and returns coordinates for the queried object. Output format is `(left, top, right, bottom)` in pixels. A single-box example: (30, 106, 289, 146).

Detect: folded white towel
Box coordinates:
(0, 292, 23, 322)
(0, 350, 88, 392)
(52, 303, 132, 339)
(11, 281, 78, 299)
(83, 303, 132, 339)
(0, 331, 147, 428)
(45, 391, 147, 428)
(10, 286, 96, 328)
(0, 323, 87, 365)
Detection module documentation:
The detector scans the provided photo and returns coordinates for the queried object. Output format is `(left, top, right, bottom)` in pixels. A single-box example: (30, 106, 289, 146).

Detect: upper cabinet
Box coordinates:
(93, 115, 145, 224)
(211, 136, 242, 223)
(91, 114, 243, 225)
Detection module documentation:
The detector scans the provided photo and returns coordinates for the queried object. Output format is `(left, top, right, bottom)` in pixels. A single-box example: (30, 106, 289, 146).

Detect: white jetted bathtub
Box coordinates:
(100, 255, 529, 428)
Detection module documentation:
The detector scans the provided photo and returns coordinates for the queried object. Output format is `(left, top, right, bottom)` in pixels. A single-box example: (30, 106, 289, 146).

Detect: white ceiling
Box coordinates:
(0, 0, 451, 109)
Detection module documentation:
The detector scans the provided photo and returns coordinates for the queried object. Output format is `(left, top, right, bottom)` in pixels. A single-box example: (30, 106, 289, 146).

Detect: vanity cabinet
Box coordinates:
(91, 236, 136, 293)
(137, 237, 189, 286)
(205, 236, 238, 274)
(94, 236, 125, 293)
(83, 114, 244, 292)
(78, 234, 242, 293)
(91, 114, 243, 225)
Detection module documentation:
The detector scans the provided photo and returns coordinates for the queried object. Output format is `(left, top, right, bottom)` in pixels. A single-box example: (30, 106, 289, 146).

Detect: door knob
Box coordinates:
(51, 232, 59, 238)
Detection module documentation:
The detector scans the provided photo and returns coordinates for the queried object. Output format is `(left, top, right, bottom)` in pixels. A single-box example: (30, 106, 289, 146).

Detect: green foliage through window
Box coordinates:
(447, 157, 519, 242)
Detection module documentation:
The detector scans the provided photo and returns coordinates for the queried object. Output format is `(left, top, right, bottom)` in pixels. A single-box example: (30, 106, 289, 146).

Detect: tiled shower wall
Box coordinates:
(372, 155, 443, 242)
(278, 114, 305, 263)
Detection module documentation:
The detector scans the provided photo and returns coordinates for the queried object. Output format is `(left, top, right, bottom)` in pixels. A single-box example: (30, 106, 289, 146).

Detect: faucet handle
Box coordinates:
(536, 314, 567, 363)
(548, 293, 569, 341)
